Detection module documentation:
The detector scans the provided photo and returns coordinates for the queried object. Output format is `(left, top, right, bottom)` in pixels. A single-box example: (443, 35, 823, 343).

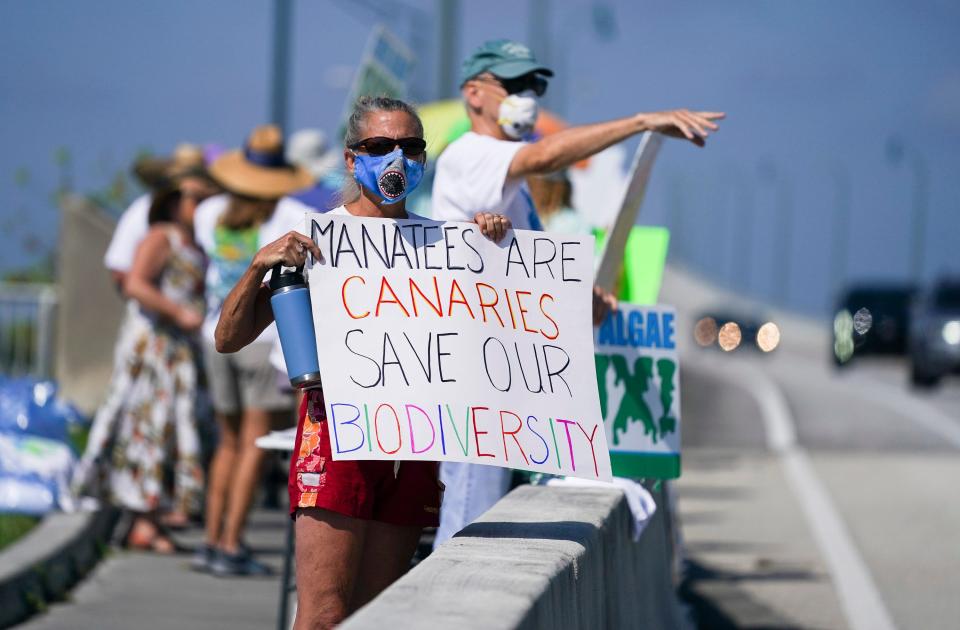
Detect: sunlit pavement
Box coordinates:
(21, 509, 288, 630)
(679, 449, 848, 629)
(668, 266, 960, 630)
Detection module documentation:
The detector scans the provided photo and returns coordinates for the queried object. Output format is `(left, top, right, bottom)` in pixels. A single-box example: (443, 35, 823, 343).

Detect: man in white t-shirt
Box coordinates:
(103, 193, 151, 288)
(433, 39, 725, 229)
(431, 38, 725, 546)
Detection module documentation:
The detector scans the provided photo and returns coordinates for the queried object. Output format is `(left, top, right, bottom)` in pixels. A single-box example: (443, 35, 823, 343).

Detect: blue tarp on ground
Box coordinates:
(0, 377, 88, 514)
(0, 377, 87, 452)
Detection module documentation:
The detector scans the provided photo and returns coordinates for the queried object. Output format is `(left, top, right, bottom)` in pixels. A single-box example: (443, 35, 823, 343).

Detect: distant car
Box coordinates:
(693, 310, 768, 352)
(908, 279, 960, 387)
(832, 283, 916, 366)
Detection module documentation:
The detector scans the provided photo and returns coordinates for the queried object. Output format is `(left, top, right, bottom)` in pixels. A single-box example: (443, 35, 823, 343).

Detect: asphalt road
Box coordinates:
(666, 267, 960, 630)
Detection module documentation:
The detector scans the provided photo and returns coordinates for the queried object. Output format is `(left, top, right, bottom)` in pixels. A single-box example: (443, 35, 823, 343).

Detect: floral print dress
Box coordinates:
(73, 226, 206, 515)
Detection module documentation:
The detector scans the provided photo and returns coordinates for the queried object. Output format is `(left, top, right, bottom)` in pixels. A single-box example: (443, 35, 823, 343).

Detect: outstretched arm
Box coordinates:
(215, 231, 322, 353)
(508, 109, 725, 178)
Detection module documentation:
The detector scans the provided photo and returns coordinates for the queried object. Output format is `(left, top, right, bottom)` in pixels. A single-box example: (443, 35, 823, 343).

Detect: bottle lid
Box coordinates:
(270, 264, 305, 292)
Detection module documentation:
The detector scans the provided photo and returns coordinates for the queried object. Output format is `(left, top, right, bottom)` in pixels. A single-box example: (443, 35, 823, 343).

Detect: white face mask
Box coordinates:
(497, 89, 539, 140)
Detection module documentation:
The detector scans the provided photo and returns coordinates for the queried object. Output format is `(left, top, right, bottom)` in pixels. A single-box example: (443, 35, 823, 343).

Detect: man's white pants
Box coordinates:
(434, 462, 511, 548)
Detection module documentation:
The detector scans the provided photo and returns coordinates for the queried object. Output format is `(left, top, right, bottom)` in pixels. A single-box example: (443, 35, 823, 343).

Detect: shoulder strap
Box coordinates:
(164, 225, 185, 250)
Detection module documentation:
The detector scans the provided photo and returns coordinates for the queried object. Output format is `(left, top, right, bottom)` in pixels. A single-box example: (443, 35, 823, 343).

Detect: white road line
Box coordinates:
(746, 363, 898, 630)
(781, 450, 896, 630)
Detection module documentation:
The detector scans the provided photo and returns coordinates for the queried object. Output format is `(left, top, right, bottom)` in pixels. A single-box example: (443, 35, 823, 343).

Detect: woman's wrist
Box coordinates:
(632, 112, 652, 133)
(165, 303, 187, 324)
(250, 254, 272, 278)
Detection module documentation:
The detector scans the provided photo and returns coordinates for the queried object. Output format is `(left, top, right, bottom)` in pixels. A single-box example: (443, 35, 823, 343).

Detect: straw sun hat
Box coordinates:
(166, 143, 207, 180)
(132, 143, 205, 190)
(210, 125, 314, 199)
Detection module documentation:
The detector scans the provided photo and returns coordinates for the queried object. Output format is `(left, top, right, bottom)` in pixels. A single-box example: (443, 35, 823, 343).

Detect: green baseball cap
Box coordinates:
(459, 39, 554, 86)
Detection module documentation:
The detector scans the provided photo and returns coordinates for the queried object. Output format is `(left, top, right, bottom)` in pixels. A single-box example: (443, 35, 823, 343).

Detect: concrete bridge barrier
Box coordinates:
(342, 484, 689, 630)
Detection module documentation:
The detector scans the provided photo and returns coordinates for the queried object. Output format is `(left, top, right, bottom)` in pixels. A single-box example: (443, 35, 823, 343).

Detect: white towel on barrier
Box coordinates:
(544, 476, 657, 541)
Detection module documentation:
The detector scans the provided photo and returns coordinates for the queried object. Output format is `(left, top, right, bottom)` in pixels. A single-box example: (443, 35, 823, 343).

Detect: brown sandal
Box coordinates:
(160, 511, 190, 530)
(125, 517, 177, 554)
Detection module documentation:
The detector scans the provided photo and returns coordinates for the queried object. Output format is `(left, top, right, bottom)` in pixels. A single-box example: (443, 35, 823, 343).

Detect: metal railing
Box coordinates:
(0, 283, 58, 379)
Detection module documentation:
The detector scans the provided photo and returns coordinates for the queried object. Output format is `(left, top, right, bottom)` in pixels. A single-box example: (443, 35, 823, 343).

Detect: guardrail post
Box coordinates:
(35, 287, 58, 379)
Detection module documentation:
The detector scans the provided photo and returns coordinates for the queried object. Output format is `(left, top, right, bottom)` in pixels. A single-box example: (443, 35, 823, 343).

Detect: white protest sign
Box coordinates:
(594, 132, 663, 292)
(303, 212, 612, 481)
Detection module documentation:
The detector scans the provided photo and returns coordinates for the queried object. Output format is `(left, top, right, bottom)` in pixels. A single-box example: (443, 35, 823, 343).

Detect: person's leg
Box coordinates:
(204, 412, 240, 546)
(349, 520, 422, 611)
(293, 508, 367, 630)
(200, 343, 243, 548)
(219, 342, 294, 554)
(218, 407, 281, 553)
(434, 462, 511, 547)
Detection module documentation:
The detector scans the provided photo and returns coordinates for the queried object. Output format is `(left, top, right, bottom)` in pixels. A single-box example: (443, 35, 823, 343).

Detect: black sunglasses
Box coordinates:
(348, 136, 426, 158)
(476, 73, 549, 97)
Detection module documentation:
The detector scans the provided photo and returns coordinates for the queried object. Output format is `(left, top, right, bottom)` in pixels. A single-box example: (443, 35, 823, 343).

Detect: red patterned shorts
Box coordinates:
(288, 389, 442, 527)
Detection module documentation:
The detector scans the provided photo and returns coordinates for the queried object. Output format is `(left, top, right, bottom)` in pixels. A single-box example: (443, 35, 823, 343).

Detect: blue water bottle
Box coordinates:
(270, 264, 322, 389)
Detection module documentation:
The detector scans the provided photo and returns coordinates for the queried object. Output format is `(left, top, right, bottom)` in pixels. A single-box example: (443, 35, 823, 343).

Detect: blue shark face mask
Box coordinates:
(352, 148, 424, 205)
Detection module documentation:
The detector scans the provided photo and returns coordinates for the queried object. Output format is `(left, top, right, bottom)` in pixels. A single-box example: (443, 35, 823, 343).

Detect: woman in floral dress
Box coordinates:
(74, 187, 207, 552)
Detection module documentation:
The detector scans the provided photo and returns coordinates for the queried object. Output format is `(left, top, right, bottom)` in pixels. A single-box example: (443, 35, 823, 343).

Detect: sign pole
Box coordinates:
(270, 0, 293, 132)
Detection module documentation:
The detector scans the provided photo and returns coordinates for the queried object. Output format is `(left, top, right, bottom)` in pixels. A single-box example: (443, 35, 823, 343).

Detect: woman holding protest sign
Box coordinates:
(213, 96, 512, 629)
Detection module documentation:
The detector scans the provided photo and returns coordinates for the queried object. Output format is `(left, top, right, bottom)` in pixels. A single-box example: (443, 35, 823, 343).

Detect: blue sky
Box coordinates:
(1, 0, 958, 316)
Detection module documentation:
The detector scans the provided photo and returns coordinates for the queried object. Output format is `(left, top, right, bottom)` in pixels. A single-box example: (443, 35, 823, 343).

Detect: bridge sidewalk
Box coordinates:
(21, 509, 290, 630)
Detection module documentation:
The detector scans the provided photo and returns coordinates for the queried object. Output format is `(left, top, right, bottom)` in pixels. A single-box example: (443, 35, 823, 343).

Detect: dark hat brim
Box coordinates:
(486, 59, 554, 80)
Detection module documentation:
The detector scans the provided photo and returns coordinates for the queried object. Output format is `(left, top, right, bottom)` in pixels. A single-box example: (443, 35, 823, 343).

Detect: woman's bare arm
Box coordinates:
(214, 266, 273, 353)
(125, 228, 202, 332)
(214, 230, 322, 353)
